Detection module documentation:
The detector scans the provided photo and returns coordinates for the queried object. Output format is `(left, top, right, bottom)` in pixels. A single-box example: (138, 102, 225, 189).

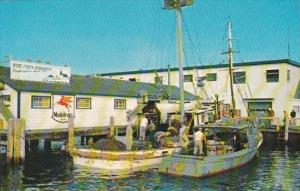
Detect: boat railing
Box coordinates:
(288, 117, 300, 130)
(256, 117, 280, 130)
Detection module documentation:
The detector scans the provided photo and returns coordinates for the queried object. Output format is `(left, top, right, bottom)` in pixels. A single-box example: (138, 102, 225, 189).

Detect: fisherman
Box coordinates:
(179, 122, 189, 149)
(139, 114, 149, 141)
(125, 122, 133, 151)
(154, 131, 171, 148)
(290, 109, 296, 127)
(193, 127, 204, 156)
(268, 108, 275, 128)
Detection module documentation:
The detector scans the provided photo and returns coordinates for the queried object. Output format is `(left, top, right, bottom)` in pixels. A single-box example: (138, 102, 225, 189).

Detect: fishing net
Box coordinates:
(92, 138, 126, 151)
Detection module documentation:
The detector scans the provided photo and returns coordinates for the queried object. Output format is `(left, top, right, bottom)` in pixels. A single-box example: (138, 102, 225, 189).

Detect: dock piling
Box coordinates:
(6, 118, 25, 164)
(109, 116, 115, 136)
(284, 112, 289, 142)
(6, 119, 14, 163)
(67, 116, 75, 156)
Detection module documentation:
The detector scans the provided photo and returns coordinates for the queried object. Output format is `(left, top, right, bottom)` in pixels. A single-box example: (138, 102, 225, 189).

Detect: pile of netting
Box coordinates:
(92, 137, 126, 151)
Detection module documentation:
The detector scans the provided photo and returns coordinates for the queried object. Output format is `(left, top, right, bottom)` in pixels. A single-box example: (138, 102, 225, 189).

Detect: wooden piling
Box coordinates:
(284, 111, 289, 142)
(44, 139, 51, 151)
(67, 116, 75, 156)
(6, 118, 25, 164)
(109, 116, 115, 136)
(19, 119, 25, 163)
(13, 119, 25, 164)
(6, 119, 14, 163)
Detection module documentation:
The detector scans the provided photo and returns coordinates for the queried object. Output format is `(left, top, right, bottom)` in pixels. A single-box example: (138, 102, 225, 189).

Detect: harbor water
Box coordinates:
(0, 141, 300, 191)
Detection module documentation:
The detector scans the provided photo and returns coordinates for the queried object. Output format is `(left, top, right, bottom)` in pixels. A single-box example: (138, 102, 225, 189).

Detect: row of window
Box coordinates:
(154, 75, 194, 84)
(31, 96, 126, 109)
(196, 69, 289, 84)
(153, 69, 290, 84)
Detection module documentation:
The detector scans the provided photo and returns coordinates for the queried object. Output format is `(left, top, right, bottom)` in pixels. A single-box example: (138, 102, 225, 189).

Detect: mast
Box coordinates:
(176, 7, 185, 124)
(164, 0, 193, 125)
(227, 22, 236, 118)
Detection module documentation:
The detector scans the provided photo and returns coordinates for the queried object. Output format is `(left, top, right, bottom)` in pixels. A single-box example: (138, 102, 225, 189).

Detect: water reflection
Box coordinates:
(0, 142, 300, 190)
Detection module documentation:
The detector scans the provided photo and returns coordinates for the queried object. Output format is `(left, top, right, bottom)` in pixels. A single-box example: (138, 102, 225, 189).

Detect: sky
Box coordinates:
(0, 0, 299, 75)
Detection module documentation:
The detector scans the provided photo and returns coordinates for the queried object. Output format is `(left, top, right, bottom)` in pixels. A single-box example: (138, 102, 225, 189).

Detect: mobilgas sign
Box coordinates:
(52, 95, 74, 123)
(10, 60, 70, 84)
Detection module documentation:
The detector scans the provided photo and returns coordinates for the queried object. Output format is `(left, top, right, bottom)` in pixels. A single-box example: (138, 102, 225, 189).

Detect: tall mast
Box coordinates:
(176, 7, 185, 124)
(228, 22, 236, 118)
(163, 0, 193, 125)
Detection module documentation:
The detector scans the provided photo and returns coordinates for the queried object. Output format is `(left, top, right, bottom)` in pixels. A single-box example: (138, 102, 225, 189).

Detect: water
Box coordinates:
(1, 142, 300, 191)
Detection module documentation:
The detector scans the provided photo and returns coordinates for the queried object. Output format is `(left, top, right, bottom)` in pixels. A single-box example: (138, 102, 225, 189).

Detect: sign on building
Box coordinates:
(10, 60, 71, 84)
(52, 95, 75, 123)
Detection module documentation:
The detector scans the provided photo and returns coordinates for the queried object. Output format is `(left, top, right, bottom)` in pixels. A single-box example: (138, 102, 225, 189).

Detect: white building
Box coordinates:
(101, 59, 300, 119)
(0, 60, 197, 132)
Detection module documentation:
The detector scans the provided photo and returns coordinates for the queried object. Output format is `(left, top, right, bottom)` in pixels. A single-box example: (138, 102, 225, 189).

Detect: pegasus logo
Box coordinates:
(56, 96, 73, 110)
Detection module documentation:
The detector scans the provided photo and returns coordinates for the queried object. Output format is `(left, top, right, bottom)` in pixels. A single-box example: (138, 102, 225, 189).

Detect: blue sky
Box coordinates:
(0, 0, 299, 75)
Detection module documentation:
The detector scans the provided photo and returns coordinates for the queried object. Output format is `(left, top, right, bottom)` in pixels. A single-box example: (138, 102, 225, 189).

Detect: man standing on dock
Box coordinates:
(290, 109, 296, 127)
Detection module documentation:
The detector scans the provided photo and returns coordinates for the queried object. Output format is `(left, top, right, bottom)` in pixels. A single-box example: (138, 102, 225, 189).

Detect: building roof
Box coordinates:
(100, 59, 300, 76)
(0, 66, 197, 101)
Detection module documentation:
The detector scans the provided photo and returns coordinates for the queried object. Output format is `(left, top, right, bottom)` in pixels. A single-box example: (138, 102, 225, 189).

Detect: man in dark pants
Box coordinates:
(290, 109, 296, 127)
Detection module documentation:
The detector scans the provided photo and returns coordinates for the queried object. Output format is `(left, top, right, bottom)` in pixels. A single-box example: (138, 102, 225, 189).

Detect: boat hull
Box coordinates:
(159, 138, 263, 177)
(73, 148, 175, 175)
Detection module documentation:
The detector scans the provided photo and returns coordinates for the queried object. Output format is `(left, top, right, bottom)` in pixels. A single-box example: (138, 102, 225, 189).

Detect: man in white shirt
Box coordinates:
(139, 114, 149, 141)
(193, 128, 204, 156)
(179, 124, 189, 148)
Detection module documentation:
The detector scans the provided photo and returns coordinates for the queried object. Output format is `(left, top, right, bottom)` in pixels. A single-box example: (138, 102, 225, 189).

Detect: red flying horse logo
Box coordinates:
(56, 96, 73, 110)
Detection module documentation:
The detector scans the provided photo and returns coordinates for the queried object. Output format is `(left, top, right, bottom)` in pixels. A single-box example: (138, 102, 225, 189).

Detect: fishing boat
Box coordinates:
(159, 120, 263, 177)
(158, 0, 263, 177)
(71, 111, 181, 176)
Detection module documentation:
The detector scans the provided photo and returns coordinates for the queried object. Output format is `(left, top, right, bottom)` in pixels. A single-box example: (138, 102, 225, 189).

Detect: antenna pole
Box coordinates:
(168, 64, 171, 102)
(228, 22, 236, 117)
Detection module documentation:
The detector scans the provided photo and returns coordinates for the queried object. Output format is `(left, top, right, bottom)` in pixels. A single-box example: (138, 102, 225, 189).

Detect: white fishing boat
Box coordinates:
(158, 0, 263, 177)
(71, 101, 183, 175)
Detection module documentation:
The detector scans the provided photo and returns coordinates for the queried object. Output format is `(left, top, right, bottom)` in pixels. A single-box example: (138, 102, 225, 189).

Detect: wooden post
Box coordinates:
(67, 116, 75, 156)
(20, 119, 25, 163)
(276, 117, 280, 131)
(6, 119, 14, 163)
(13, 119, 25, 164)
(44, 139, 51, 151)
(284, 111, 289, 142)
(109, 116, 115, 136)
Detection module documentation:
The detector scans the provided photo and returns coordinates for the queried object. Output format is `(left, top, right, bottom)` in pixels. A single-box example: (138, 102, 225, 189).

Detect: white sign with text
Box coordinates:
(10, 60, 71, 84)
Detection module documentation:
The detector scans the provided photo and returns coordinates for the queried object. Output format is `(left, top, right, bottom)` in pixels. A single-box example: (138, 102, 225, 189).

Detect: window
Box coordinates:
(129, 78, 136, 82)
(184, 75, 193, 82)
(154, 76, 163, 84)
(266, 69, 279, 82)
(31, 96, 51, 109)
(248, 102, 272, 112)
(293, 106, 300, 113)
(233, 71, 246, 84)
(1, 95, 10, 102)
(206, 73, 217, 81)
(114, 99, 126, 109)
(287, 70, 291, 82)
(76, 98, 91, 109)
